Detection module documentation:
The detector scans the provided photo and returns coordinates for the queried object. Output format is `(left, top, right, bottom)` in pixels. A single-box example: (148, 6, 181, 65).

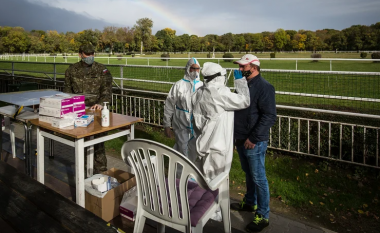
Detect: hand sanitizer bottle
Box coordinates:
(101, 102, 110, 127)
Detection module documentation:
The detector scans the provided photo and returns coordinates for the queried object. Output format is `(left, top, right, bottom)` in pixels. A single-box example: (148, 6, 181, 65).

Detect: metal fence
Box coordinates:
(110, 93, 380, 169)
(2, 61, 379, 116)
(2, 55, 380, 71)
(1, 61, 380, 169)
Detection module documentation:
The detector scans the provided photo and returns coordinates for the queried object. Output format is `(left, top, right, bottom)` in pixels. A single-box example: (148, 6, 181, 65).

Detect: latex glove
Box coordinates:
(234, 70, 243, 80)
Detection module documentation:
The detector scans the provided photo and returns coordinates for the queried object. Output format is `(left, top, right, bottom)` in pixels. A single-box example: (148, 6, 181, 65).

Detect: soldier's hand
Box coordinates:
(164, 127, 174, 138)
(90, 104, 103, 110)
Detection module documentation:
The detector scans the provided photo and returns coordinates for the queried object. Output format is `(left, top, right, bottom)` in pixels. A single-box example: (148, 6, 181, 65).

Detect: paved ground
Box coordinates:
(2, 122, 336, 233)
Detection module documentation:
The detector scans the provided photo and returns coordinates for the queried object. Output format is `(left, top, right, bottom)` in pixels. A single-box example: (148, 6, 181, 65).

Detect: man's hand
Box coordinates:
(164, 127, 174, 138)
(90, 104, 103, 110)
(244, 138, 256, 149)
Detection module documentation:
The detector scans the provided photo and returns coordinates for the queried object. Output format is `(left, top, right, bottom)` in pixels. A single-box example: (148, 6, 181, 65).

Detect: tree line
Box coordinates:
(0, 18, 379, 54)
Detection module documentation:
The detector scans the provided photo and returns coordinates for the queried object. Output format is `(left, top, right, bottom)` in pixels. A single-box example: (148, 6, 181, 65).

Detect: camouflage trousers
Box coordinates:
(85, 132, 108, 174)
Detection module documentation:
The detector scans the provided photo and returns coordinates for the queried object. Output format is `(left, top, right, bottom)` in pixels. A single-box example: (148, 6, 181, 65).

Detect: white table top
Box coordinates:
(0, 90, 64, 106)
(0, 106, 38, 122)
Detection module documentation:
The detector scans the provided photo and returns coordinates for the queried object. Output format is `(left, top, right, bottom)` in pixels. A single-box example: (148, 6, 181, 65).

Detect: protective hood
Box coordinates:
(184, 58, 200, 81)
(201, 62, 227, 84)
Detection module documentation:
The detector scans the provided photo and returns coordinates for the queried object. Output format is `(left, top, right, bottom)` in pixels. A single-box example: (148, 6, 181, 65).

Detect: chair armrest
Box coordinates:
(207, 171, 229, 191)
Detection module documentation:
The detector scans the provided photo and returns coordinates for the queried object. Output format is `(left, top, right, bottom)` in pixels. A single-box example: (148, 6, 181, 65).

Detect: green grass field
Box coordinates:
(3, 53, 380, 72)
(1, 54, 380, 115)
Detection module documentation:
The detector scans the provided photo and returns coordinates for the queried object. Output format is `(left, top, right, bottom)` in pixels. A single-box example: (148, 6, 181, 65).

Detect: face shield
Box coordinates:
(201, 62, 227, 84)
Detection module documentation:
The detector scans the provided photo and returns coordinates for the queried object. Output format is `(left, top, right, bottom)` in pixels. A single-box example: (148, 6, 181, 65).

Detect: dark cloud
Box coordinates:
(0, 0, 118, 32)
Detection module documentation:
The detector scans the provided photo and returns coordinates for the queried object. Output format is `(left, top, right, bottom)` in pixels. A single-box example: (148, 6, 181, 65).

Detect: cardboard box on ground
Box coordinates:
(85, 168, 136, 222)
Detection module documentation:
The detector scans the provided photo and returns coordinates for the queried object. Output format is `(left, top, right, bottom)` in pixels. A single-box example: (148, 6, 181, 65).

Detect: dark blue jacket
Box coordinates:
(234, 73, 277, 144)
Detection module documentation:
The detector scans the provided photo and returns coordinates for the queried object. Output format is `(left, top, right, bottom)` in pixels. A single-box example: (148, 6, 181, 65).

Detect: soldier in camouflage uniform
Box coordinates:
(64, 43, 113, 174)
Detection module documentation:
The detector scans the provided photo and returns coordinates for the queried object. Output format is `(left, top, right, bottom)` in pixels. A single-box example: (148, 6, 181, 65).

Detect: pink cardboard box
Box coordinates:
(40, 96, 73, 109)
(73, 103, 86, 112)
(72, 95, 85, 105)
(76, 110, 86, 117)
(39, 106, 73, 118)
(73, 103, 86, 117)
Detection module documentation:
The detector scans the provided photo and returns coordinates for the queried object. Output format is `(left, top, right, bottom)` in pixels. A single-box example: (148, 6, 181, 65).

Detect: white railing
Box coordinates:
(1, 69, 379, 169)
(1, 55, 380, 71)
(110, 94, 380, 169)
(1, 61, 380, 116)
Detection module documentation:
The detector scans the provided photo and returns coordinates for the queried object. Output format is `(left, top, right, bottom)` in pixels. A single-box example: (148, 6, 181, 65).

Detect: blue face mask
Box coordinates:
(82, 56, 94, 65)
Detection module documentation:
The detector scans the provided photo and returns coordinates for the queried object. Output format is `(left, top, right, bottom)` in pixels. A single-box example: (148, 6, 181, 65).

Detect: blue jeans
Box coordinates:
(236, 141, 270, 219)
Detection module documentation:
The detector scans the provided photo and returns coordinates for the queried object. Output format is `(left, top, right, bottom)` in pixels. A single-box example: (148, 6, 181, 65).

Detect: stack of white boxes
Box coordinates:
(39, 94, 86, 128)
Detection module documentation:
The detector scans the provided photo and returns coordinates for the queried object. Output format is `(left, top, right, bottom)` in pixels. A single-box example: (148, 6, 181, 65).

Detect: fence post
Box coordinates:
(11, 62, 14, 83)
(330, 60, 332, 71)
(166, 58, 168, 67)
(120, 66, 124, 115)
(54, 57, 55, 63)
(296, 60, 298, 70)
(53, 63, 57, 89)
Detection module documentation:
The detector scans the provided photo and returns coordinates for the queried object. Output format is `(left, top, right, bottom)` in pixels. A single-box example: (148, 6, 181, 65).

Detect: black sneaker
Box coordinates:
(230, 198, 258, 212)
(246, 213, 269, 232)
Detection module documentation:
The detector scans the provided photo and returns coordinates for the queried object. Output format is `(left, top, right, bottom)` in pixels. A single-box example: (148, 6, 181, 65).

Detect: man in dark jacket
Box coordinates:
(230, 54, 277, 232)
(64, 43, 113, 174)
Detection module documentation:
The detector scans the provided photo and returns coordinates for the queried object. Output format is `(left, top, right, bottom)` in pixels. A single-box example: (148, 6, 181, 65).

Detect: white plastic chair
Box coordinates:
(121, 139, 231, 233)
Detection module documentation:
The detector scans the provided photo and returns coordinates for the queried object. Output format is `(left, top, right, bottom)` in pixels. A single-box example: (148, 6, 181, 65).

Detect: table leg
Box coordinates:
(23, 123, 30, 176)
(23, 124, 27, 158)
(87, 136, 94, 178)
(27, 123, 33, 177)
(10, 124, 16, 158)
(131, 124, 135, 139)
(75, 138, 85, 207)
(49, 139, 54, 159)
(37, 127, 44, 184)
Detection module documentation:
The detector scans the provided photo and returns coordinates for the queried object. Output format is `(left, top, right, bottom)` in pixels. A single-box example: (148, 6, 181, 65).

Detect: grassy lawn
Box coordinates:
(2, 60, 380, 115)
(3, 53, 380, 72)
(106, 124, 380, 233)
(1, 55, 380, 115)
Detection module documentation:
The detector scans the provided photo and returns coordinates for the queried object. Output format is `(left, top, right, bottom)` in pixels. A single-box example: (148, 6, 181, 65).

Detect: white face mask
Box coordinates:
(189, 71, 199, 80)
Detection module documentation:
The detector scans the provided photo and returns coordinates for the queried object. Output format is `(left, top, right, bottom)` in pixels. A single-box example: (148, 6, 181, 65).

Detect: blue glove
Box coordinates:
(234, 70, 243, 79)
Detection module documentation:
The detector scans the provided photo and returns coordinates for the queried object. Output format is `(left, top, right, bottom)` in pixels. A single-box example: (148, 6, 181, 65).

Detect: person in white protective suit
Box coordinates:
(191, 62, 250, 181)
(163, 58, 203, 161)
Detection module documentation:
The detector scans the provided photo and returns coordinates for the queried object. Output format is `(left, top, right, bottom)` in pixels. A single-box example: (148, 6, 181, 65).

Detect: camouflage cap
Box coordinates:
(79, 44, 95, 54)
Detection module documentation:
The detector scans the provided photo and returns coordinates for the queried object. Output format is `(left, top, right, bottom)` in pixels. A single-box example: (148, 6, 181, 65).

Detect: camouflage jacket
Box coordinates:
(64, 61, 113, 106)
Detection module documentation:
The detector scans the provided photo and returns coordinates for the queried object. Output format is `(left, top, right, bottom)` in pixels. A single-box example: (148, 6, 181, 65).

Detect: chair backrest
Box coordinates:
(121, 139, 210, 228)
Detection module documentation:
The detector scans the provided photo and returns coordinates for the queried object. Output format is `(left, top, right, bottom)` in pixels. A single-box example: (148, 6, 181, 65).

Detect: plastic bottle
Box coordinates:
(101, 102, 110, 127)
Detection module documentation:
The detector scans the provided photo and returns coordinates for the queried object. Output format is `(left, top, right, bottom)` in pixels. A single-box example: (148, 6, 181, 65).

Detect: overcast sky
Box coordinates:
(1, 0, 379, 36)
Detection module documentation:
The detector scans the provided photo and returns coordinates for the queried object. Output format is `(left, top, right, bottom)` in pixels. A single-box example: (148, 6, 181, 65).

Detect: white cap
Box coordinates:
(233, 54, 260, 67)
(201, 62, 226, 77)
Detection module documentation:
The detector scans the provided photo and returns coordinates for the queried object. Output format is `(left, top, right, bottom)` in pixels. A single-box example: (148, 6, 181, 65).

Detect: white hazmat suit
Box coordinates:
(192, 62, 250, 181)
(163, 58, 203, 160)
